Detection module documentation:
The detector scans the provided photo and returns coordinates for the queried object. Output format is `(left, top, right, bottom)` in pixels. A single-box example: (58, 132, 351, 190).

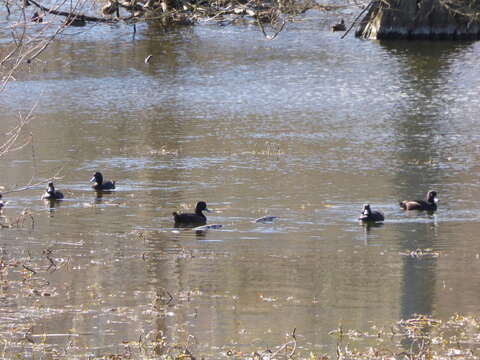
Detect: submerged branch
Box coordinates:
(0, 104, 36, 158)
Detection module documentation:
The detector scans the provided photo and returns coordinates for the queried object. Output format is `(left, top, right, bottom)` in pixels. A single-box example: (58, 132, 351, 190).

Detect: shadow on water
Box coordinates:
(378, 41, 471, 346)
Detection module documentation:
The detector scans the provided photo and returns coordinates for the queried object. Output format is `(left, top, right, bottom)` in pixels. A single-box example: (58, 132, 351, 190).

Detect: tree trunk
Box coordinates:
(356, 0, 480, 40)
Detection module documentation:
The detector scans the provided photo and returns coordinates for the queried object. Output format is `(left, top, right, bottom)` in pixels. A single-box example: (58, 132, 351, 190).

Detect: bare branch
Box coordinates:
(257, 17, 286, 40)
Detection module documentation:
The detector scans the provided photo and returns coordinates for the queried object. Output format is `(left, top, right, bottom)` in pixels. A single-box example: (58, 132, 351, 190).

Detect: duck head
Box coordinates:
(47, 182, 55, 194)
(427, 190, 438, 204)
(195, 201, 211, 214)
(362, 204, 371, 216)
(90, 172, 103, 185)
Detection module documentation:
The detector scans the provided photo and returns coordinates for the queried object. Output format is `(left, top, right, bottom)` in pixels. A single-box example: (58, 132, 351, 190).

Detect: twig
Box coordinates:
(288, 328, 297, 358)
(15, 208, 35, 229)
(341, 0, 375, 39)
(3, 165, 65, 194)
(45, 249, 57, 271)
(1, 5, 69, 91)
(257, 17, 286, 40)
(4, 0, 11, 15)
(154, 288, 174, 307)
(22, 264, 37, 275)
(23, 327, 35, 344)
(270, 328, 297, 358)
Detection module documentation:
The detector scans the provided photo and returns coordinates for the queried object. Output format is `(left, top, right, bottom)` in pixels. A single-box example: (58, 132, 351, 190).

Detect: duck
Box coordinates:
(90, 172, 116, 191)
(41, 182, 64, 200)
(400, 190, 438, 211)
(173, 201, 210, 227)
(331, 19, 346, 32)
(358, 204, 384, 222)
(0, 194, 5, 211)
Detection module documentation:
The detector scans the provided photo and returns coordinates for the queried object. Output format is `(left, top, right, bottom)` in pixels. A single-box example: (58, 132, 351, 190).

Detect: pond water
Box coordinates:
(1, 6, 480, 358)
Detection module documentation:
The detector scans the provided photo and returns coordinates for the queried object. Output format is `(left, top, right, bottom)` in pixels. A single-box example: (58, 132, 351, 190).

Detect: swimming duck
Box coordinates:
(400, 190, 438, 211)
(41, 182, 64, 200)
(358, 204, 384, 222)
(331, 19, 346, 32)
(90, 172, 116, 191)
(173, 201, 210, 227)
(0, 194, 5, 211)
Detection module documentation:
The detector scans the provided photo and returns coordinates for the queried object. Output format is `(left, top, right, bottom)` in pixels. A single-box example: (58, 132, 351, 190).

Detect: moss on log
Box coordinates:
(356, 0, 480, 40)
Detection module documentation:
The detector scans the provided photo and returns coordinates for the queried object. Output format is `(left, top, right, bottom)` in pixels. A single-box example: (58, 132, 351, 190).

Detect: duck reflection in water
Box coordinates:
(93, 190, 108, 204)
(362, 220, 384, 233)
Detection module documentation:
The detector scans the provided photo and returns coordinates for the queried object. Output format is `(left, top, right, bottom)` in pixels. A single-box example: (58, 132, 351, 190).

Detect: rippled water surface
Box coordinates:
(2, 8, 480, 357)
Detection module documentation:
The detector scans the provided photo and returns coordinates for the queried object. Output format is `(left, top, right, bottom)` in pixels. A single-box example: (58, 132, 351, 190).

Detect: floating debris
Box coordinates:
(192, 224, 223, 231)
(254, 216, 277, 223)
(399, 314, 442, 329)
(259, 294, 277, 302)
(399, 248, 439, 259)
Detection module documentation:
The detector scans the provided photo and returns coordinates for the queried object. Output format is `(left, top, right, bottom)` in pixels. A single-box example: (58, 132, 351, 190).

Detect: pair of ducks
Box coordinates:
(40, 172, 115, 200)
(359, 190, 438, 223)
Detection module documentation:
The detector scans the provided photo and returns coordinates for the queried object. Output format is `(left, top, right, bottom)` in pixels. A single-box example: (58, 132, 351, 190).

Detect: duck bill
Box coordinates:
(433, 197, 439, 204)
(90, 176, 96, 183)
(204, 208, 212, 213)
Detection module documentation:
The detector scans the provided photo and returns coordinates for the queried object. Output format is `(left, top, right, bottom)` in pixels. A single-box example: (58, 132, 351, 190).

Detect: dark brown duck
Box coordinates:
(400, 190, 438, 211)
